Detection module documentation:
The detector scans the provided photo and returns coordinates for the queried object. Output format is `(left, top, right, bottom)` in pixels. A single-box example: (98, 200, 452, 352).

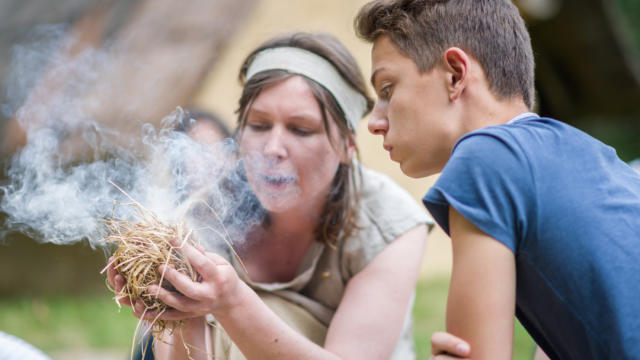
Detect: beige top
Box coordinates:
(214, 167, 433, 359)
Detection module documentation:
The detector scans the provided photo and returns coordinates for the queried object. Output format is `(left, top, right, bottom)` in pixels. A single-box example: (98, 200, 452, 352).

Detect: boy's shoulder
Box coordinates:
(438, 115, 611, 194)
(451, 116, 592, 158)
(459, 115, 551, 141)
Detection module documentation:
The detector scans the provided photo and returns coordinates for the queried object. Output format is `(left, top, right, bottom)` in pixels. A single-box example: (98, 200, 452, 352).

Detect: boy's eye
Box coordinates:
(379, 85, 392, 100)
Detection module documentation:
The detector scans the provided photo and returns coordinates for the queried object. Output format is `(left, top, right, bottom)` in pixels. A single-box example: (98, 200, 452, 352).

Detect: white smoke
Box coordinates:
(0, 25, 264, 251)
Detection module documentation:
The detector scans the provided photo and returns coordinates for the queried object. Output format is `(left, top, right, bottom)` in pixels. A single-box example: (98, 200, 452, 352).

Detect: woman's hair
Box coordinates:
(236, 32, 374, 246)
(355, 0, 535, 110)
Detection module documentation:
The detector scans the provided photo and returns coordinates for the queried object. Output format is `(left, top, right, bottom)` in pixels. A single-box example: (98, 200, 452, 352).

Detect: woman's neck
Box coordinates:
(240, 207, 321, 283)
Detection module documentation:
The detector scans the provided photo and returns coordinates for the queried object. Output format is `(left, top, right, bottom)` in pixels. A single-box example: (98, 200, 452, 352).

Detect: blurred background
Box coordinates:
(0, 0, 638, 359)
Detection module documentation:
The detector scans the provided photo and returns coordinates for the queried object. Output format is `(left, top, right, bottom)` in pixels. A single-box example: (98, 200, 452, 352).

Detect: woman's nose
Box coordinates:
(264, 127, 287, 158)
(368, 102, 389, 136)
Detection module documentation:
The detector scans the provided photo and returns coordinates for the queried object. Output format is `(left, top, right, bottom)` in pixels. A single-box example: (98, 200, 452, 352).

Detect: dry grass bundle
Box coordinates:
(103, 201, 198, 331)
(100, 181, 200, 337)
(100, 181, 244, 359)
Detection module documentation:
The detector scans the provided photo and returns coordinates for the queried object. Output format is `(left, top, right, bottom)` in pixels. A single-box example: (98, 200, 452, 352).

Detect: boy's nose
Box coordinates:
(368, 102, 389, 135)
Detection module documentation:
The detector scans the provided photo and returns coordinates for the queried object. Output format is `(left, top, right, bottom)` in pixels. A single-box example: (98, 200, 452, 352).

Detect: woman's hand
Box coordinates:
(134, 239, 242, 322)
(429, 332, 471, 360)
(105, 257, 133, 307)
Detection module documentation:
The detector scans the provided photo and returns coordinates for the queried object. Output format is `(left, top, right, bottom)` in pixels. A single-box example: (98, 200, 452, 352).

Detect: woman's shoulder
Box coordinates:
(338, 166, 431, 276)
(358, 166, 432, 237)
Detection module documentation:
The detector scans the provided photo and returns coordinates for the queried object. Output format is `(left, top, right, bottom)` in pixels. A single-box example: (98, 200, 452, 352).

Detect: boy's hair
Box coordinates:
(355, 0, 536, 110)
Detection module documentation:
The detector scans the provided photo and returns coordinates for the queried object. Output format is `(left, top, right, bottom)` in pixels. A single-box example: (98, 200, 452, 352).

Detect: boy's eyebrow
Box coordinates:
(370, 68, 382, 88)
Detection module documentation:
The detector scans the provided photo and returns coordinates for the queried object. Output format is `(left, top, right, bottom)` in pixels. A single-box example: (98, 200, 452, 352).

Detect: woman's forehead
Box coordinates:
(249, 77, 322, 117)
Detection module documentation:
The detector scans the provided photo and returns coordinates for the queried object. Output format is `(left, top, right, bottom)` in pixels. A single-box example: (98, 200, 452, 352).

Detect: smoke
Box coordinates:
(241, 150, 303, 211)
(0, 25, 265, 251)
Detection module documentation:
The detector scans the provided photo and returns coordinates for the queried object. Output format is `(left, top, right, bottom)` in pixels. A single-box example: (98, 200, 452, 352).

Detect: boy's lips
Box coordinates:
(383, 143, 400, 162)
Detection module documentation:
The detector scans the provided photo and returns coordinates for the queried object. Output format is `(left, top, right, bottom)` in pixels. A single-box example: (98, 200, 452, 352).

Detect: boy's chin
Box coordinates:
(400, 161, 438, 179)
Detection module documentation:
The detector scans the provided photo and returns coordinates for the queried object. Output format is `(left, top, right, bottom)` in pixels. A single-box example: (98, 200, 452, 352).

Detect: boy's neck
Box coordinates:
(463, 94, 530, 133)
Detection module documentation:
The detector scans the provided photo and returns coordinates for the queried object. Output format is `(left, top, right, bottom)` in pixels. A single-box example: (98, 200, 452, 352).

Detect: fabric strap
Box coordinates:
(246, 46, 368, 132)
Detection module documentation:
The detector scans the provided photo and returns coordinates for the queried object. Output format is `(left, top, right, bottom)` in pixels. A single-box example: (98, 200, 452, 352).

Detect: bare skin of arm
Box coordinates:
(446, 207, 516, 360)
(534, 346, 551, 360)
(324, 224, 427, 359)
(110, 224, 428, 360)
(429, 331, 471, 360)
(429, 333, 549, 360)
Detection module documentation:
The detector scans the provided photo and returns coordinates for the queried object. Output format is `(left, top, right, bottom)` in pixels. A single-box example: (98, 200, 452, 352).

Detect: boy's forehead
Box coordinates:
(372, 35, 396, 57)
(371, 35, 416, 66)
(371, 35, 419, 85)
(371, 36, 398, 76)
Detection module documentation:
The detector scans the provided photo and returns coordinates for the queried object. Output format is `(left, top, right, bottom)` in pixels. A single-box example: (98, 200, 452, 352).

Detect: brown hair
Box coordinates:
(355, 0, 536, 109)
(236, 32, 373, 246)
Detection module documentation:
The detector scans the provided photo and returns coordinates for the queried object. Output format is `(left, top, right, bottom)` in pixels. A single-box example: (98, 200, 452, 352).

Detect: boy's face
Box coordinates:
(369, 35, 460, 178)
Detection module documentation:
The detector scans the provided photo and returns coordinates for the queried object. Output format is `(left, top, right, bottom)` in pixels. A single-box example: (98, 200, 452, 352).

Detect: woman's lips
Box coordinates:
(261, 174, 296, 187)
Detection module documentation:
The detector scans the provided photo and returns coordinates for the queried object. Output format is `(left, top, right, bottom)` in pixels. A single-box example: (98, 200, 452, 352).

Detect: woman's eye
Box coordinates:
(291, 127, 312, 136)
(248, 123, 269, 131)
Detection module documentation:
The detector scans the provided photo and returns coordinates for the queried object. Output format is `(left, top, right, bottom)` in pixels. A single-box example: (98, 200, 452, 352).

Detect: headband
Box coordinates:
(245, 46, 368, 132)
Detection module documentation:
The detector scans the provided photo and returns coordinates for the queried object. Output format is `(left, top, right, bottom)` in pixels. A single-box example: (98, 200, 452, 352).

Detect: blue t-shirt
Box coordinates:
(423, 116, 640, 359)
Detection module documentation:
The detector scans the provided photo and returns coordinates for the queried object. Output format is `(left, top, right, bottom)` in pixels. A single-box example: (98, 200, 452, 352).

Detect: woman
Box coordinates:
(109, 32, 431, 360)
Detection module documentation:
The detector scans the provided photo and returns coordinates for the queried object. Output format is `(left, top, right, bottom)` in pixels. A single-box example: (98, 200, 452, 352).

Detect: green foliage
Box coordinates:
(617, 0, 640, 52)
(0, 295, 138, 353)
(413, 276, 538, 360)
(413, 276, 449, 357)
(579, 116, 640, 162)
(1, 278, 537, 358)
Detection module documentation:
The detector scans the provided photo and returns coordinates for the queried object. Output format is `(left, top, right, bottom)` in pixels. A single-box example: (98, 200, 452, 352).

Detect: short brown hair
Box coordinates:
(355, 0, 536, 109)
(236, 32, 373, 246)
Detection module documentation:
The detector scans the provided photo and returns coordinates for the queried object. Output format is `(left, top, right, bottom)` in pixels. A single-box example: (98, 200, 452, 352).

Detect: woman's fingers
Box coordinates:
(133, 299, 145, 316)
(106, 257, 121, 289)
(157, 264, 205, 300)
(106, 258, 116, 285)
(148, 284, 199, 313)
(113, 274, 125, 292)
(430, 355, 470, 360)
(430, 332, 471, 358)
(132, 291, 199, 321)
(140, 307, 198, 321)
(171, 239, 216, 280)
(115, 290, 133, 307)
(106, 258, 133, 306)
(193, 243, 206, 254)
(145, 240, 240, 316)
(206, 251, 231, 266)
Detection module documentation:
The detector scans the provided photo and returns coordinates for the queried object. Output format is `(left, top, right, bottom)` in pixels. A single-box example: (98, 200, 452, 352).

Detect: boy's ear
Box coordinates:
(443, 47, 469, 101)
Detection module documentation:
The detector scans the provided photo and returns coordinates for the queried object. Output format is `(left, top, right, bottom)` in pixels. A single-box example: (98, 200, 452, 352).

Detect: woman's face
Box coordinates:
(239, 75, 349, 214)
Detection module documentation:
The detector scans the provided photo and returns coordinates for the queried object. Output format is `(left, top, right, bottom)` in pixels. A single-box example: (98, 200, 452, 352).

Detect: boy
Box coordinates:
(355, 0, 640, 359)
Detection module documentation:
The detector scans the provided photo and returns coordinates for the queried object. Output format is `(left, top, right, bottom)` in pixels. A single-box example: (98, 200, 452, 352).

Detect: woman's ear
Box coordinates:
(341, 135, 356, 163)
(443, 47, 470, 101)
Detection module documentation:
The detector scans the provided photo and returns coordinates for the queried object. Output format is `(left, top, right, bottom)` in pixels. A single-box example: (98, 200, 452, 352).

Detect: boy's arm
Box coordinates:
(534, 346, 551, 360)
(447, 207, 516, 360)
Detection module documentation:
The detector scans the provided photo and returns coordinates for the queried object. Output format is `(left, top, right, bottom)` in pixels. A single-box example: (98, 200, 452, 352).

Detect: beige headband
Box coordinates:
(246, 46, 368, 132)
